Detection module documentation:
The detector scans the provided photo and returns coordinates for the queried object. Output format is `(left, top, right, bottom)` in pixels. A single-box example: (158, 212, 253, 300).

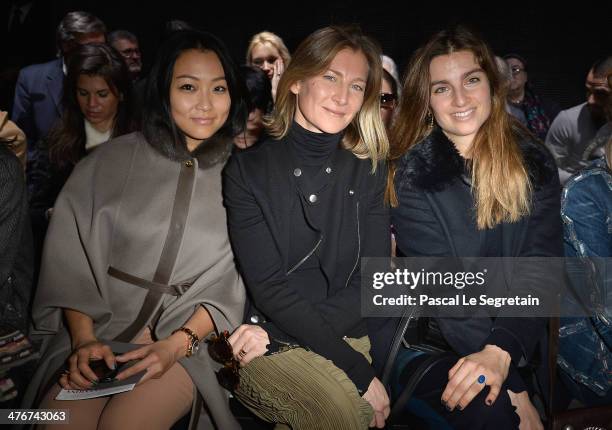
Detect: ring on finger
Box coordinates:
(477, 374, 486, 384)
(238, 349, 247, 358)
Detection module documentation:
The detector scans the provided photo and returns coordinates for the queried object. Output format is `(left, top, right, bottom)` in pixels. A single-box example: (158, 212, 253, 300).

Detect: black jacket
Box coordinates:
(371, 126, 563, 379)
(0, 145, 33, 333)
(223, 136, 390, 392)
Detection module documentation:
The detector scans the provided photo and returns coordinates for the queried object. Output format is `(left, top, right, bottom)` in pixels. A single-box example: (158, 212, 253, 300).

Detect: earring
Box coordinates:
(426, 111, 434, 128)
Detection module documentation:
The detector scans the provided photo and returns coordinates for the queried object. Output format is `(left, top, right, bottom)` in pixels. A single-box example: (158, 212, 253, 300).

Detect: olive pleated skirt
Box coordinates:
(234, 336, 374, 430)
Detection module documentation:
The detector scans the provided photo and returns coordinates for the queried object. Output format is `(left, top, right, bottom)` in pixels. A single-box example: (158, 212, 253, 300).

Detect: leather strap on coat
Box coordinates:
(114, 160, 196, 342)
(107, 266, 192, 296)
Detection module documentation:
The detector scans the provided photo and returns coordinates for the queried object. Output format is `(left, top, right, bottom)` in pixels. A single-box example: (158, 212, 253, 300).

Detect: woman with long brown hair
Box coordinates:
(29, 43, 133, 229)
(376, 26, 563, 429)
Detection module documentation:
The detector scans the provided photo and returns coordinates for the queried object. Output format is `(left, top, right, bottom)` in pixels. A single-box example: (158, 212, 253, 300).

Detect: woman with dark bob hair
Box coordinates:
(233, 65, 272, 150)
(223, 25, 391, 429)
(22, 30, 248, 430)
(376, 26, 563, 429)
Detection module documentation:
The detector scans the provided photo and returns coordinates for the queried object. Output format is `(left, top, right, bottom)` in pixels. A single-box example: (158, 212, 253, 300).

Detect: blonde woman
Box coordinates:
(246, 30, 291, 100)
(380, 26, 563, 429)
(224, 25, 390, 429)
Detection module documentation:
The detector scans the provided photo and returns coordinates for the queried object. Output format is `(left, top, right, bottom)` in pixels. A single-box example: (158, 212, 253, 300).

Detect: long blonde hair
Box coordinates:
(266, 25, 389, 172)
(388, 26, 532, 229)
(246, 31, 291, 66)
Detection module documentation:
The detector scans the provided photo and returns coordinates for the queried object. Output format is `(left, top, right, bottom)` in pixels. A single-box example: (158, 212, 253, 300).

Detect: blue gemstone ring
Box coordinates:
(477, 374, 486, 384)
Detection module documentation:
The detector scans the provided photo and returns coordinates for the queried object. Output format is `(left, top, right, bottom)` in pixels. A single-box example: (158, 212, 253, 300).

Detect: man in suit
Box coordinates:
(108, 30, 143, 82)
(11, 10, 106, 187)
(0, 0, 55, 115)
(108, 29, 147, 120)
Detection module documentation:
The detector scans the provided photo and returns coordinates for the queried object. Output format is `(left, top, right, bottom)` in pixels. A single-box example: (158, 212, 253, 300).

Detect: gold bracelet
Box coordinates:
(172, 327, 200, 357)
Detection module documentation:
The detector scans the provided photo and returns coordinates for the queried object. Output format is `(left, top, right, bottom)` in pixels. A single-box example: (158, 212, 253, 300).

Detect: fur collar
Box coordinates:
(148, 133, 232, 169)
(189, 134, 233, 168)
(395, 126, 557, 193)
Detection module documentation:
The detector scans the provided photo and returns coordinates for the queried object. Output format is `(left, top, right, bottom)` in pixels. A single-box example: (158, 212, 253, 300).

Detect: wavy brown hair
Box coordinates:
(388, 26, 532, 229)
(48, 43, 133, 169)
(266, 25, 388, 171)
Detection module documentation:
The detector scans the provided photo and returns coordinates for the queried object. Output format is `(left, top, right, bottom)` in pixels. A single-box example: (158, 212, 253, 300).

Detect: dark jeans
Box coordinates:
(558, 368, 612, 407)
(392, 351, 521, 430)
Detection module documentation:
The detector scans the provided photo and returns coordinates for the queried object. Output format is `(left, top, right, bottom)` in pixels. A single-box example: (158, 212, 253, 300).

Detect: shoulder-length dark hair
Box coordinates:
(142, 29, 248, 161)
(241, 65, 272, 114)
(388, 26, 531, 229)
(48, 43, 133, 168)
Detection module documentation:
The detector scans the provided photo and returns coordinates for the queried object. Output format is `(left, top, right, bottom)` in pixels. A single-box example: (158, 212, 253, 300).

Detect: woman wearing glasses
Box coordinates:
(380, 27, 562, 429)
(503, 53, 559, 140)
(224, 26, 391, 429)
(380, 68, 399, 130)
(23, 30, 247, 430)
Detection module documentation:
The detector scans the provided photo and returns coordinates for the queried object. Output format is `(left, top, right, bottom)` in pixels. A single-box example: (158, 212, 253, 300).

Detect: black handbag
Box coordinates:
(408, 317, 452, 354)
(380, 306, 455, 424)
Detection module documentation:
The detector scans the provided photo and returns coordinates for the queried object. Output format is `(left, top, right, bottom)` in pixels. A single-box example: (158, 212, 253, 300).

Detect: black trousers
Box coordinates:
(395, 353, 521, 429)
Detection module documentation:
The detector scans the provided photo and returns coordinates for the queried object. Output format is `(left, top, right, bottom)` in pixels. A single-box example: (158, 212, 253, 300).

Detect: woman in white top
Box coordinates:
(30, 43, 133, 228)
(29, 42, 134, 269)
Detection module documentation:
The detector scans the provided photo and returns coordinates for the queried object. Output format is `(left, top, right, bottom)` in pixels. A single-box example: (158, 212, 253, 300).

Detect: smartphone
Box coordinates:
(89, 359, 119, 383)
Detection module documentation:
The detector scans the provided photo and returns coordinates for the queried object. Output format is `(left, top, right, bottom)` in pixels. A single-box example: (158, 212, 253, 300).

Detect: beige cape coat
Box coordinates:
(22, 132, 245, 429)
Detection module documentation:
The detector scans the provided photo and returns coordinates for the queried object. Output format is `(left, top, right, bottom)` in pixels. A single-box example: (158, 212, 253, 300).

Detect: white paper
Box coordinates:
(56, 383, 137, 400)
(54, 340, 146, 401)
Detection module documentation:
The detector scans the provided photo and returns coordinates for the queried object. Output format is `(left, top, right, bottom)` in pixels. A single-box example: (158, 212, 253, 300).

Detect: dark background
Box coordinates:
(3, 0, 611, 111)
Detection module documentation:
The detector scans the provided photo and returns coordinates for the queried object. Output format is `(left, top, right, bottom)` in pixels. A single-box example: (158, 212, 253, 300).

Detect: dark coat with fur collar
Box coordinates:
(371, 126, 562, 392)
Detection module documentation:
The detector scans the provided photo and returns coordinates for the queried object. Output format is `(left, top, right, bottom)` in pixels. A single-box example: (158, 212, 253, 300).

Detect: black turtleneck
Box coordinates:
(287, 121, 342, 270)
(281, 120, 372, 392)
(287, 121, 342, 168)
(224, 120, 388, 393)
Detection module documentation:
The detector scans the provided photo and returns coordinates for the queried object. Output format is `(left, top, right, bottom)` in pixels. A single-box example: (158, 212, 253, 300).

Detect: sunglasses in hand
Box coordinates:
(207, 330, 240, 391)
